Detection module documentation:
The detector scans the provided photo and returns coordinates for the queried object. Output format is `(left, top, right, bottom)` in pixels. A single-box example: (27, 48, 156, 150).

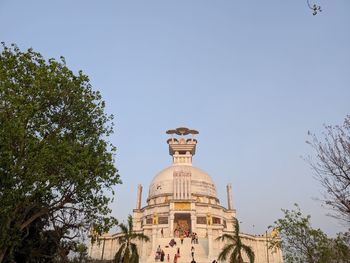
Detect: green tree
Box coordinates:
(70, 243, 88, 263)
(0, 43, 121, 262)
(270, 204, 350, 263)
(114, 215, 149, 263)
(215, 218, 255, 263)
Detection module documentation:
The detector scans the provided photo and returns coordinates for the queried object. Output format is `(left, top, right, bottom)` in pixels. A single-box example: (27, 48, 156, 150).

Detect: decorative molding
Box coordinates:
(174, 202, 191, 210)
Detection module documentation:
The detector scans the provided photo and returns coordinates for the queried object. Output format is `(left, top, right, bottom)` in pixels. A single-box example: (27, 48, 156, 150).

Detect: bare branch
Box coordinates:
(307, 116, 350, 224)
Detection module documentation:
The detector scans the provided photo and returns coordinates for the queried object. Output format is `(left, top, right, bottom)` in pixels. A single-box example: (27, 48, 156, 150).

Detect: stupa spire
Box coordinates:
(166, 127, 199, 165)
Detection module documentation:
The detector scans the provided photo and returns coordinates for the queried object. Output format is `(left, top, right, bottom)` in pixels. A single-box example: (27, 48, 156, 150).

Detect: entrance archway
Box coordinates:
(174, 213, 191, 237)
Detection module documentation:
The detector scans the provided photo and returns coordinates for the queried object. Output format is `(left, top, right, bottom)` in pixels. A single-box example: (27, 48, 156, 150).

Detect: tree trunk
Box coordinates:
(20, 208, 48, 231)
(0, 209, 49, 263)
(0, 248, 7, 263)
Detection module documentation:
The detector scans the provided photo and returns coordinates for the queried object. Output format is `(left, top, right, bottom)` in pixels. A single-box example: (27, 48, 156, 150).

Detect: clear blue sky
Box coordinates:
(1, 0, 349, 236)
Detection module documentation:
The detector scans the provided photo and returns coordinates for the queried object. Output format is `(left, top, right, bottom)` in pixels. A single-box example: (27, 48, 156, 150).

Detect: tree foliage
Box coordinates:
(70, 243, 88, 263)
(114, 215, 149, 263)
(270, 204, 350, 263)
(215, 218, 255, 263)
(307, 116, 350, 224)
(0, 43, 121, 262)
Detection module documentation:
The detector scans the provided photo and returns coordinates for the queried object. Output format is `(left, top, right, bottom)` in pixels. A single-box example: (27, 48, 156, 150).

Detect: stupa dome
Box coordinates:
(148, 165, 217, 199)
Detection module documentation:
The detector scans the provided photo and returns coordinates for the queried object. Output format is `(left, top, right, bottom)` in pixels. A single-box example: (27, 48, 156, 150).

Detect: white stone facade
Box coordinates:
(88, 128, 283, 263)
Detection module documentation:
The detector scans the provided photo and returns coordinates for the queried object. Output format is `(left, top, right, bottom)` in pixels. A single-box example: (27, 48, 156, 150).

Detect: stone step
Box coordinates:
(149, 237, 208, 263)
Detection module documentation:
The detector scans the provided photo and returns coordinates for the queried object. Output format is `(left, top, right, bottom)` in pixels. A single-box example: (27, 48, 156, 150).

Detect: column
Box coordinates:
(170, 213, 175, 237)
(183, 175, 186, 199)
(152, 224, 157, 254)
(136, 184, 142, 210)
(183, 176, 186, 199)
(179, 174, 184, 199)
(226, 184, 233, 210)
(186, 175, 189, 199)
(207, 227, 213, 259)
(188, 174, 191, 200)
(191, 211, 196, 234)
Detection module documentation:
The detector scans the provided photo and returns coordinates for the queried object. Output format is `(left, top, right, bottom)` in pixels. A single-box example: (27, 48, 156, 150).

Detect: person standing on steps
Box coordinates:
(180, 235, 184, 245)
(177, 247, 180, 257)
(161, 228, 164, 237)
(160, 250, 165, 262)
(173, 254, 178, 263)
(191, 257, 196, 263)
(191, 246, 195, 258)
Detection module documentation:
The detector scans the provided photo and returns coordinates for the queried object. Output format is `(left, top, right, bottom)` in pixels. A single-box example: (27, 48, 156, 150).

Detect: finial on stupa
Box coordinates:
(166, 127, 199, 165)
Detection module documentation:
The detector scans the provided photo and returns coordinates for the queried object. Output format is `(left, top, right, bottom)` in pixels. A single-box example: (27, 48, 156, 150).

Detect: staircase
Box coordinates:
(148, 237, 209, 263)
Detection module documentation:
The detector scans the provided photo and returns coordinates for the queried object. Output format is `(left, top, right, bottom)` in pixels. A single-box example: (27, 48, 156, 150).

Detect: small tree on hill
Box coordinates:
(216, 217, 255, 263)
(114, 215, 149, 263)
(270, 204, 350, 263)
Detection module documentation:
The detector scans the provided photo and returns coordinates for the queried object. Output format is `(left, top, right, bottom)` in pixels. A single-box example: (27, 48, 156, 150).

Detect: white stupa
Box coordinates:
(89, 128, 283, 263)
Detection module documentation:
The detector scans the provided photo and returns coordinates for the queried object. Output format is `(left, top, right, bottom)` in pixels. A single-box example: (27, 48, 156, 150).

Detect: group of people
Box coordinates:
(156, 233, 219, 263)
(173, 229, 198, 244)
(155, 245, 166, 262)
(156, 241, 218, 263)
(173, 247, 181, 263)
(155, 240, 197, 263)
(174, 228, 190, 238)
(155, 244, 181, 262)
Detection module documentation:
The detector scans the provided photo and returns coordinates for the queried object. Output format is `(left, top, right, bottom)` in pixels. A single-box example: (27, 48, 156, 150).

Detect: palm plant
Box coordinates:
(114, 215, 150, 263)
(215, 218, 255, 263)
